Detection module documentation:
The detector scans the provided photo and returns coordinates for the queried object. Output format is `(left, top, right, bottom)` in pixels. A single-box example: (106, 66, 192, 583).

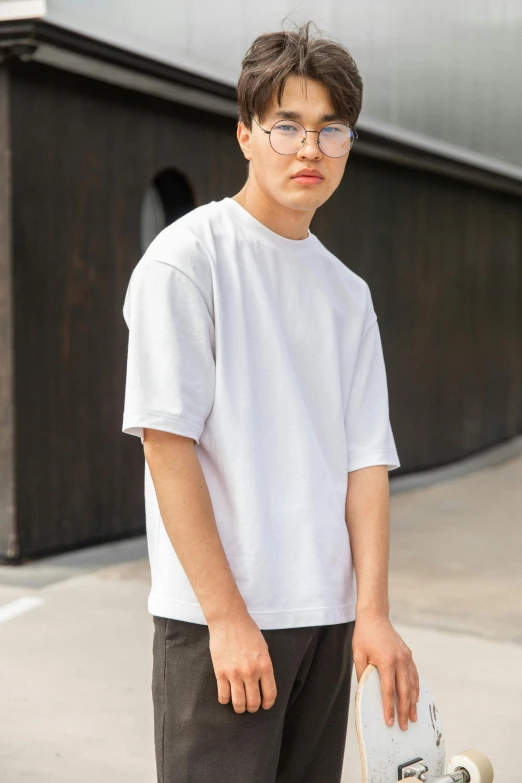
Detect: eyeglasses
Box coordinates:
(251, 114, 357, 158)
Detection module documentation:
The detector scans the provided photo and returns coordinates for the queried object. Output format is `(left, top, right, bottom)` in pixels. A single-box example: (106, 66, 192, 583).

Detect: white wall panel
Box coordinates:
(0, 0, 45, 19)
(3, 0, 521, 172)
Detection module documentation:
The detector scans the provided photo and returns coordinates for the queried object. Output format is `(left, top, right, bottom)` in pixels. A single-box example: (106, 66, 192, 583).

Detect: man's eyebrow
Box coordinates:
(270, 109, 344, 123)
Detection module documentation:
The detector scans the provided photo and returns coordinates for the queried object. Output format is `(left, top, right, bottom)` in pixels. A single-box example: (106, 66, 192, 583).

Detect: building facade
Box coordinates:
(1, 1, 521, 560)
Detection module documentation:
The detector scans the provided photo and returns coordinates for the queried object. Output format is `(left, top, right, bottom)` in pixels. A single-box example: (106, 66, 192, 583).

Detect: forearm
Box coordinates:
(345, 464, 391, 617)
(143, 429, 248, 626)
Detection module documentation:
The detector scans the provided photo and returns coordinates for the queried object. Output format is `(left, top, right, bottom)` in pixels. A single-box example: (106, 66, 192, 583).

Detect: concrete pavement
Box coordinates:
(1, 438, 521, 782)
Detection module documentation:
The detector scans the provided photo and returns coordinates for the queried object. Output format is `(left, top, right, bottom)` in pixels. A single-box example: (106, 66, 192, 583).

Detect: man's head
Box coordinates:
(236, 21, 363, 213)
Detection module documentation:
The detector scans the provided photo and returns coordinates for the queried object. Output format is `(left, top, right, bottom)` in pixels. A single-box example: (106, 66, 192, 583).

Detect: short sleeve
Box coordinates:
(121, 259, 216, 446)
(344, 319, 400, 472)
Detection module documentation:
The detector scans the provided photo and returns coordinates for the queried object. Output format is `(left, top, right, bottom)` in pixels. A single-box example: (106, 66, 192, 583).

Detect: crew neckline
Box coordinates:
(219, 196, 316, 256)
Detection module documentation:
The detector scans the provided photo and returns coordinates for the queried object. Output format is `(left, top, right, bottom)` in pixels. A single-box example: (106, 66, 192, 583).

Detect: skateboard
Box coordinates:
(355, 663, 494, 783)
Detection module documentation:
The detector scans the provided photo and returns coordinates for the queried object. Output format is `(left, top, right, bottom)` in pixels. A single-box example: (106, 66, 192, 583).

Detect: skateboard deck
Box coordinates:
(355, 663, 494, 782)
(355, 662, 445, 783)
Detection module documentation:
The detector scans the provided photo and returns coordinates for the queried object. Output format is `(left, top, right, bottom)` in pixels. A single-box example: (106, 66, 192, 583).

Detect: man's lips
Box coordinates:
(291, 172, 324, 183)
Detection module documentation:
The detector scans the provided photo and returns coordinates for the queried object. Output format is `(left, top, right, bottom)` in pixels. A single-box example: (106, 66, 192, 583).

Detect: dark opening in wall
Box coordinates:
(140, 168, 196, 252)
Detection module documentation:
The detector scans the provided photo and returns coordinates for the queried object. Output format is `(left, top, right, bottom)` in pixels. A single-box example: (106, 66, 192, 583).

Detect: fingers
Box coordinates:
(217, 667, 277, 714)
(392, 647, 419, 730)
(353, 620, 419, 732)
(230, 677, 247, 713)
(395, 658, 411, 731)
(216, 675, 231, 705)
(408, 659, 420, 722)
(259, 667, 278, 710)
(380, 664, 397, 727)
(209, 619, 277, 715)
(216, 671, 249, 714)
(381, 654, 416, 731)
(244, 671, 263, 713)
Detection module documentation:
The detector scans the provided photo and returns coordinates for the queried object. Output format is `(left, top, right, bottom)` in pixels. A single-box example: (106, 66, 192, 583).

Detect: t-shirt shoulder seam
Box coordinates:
(185, 225, 216, 266)
(147, 257, 213, 319)
(361, 316, 378, 336)
(147, 219, 215, 285)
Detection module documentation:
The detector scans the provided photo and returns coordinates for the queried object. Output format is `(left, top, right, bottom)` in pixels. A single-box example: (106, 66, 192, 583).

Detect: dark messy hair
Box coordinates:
(237, 20, 363, 132)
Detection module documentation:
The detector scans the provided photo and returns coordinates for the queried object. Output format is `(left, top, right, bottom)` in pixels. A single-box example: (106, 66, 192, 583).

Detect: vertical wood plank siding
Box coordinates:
(0, 65, 17, 559)
(6, 60, 522, 559)
(313, 156, 522, 469)
(9, 61, 244, 559)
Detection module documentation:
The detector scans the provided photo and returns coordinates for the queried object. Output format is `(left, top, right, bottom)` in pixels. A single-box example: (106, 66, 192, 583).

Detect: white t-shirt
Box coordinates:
(122, 196, 400, 629)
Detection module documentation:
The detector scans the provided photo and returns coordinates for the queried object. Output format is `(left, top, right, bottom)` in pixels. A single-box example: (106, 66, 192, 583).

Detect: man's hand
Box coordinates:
(353, 610, 419, 731)
(208, 613, 278, 714)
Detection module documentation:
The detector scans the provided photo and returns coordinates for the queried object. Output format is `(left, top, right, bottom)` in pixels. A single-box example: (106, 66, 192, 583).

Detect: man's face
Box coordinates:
(237, 75, 351, 212)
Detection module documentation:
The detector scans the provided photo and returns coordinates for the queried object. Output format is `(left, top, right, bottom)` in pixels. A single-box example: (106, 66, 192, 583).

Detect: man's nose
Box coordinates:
(297, 132, 322, 158)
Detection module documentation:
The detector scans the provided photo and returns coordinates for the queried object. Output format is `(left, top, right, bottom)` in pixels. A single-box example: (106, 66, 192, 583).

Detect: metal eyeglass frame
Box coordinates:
(250, 113, 357, 157)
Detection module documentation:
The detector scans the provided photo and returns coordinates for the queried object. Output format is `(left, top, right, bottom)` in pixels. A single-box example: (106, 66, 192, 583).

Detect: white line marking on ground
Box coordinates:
(0, 595, 45, 624)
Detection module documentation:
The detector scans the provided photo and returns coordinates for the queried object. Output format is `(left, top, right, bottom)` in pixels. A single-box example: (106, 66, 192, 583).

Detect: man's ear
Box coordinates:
(236, 120, 253, 162)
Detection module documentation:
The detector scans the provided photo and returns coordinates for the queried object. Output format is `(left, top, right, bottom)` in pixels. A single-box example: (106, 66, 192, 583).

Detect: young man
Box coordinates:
(122, 21, 419, 783)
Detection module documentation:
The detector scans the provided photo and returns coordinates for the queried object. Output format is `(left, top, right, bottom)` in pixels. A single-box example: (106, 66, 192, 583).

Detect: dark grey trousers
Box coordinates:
(152, 615, 355, 783)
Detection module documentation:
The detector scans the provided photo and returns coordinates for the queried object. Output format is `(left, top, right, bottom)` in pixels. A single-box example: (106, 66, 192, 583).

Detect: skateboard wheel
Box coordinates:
(446, 749, 494, 783)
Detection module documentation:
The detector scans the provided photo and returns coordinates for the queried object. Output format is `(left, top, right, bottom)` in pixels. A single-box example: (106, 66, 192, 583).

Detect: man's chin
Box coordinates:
(274, 191, 325, 212)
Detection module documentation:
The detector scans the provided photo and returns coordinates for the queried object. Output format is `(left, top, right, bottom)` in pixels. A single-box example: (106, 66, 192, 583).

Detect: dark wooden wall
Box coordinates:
(314, 157, 522, 470)
(0, 65, 16, 560)
(8, 61, 246, 561)
(4, 59, 522, 560)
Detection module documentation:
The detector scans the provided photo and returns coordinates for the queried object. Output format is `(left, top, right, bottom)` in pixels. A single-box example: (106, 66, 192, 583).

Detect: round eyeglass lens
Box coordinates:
(269, 121, 307, 154)
(269, 120, 354, 157)
(318, 123, 354, 157)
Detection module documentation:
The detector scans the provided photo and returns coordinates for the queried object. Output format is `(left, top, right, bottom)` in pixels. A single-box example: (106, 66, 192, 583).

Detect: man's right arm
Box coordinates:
(143, 427, 277, 714)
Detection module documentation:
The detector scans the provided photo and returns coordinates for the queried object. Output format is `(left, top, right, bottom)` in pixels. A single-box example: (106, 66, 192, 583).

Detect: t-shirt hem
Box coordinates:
(122, 410, 202, 445)
(347, 450, 400, 473)
(148, 594, 356, 629)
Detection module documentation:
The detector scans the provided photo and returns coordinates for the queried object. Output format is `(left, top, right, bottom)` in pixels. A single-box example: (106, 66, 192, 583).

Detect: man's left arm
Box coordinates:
(345, 463, 419, 731)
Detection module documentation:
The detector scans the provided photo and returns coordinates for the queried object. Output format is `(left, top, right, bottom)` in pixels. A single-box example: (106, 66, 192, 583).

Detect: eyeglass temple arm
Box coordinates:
(250, 114, 270, 134)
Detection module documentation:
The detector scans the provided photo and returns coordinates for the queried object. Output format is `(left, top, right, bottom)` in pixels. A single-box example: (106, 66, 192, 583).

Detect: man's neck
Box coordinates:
(231, 185, 314, 241)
